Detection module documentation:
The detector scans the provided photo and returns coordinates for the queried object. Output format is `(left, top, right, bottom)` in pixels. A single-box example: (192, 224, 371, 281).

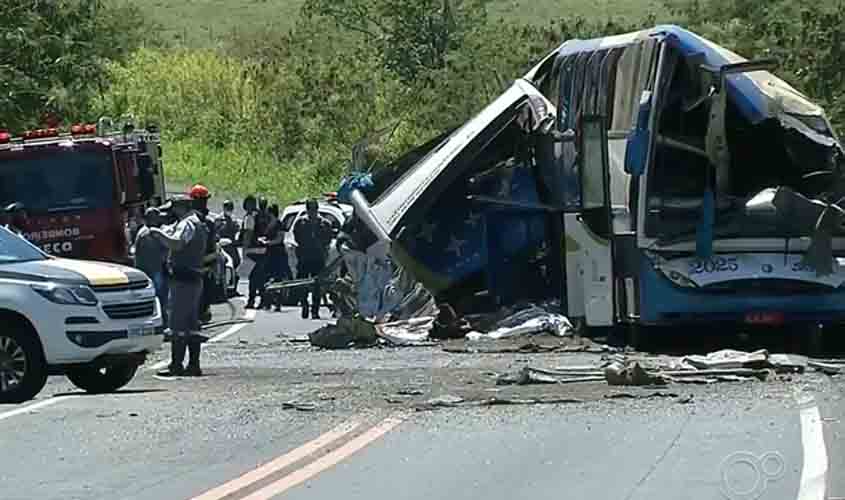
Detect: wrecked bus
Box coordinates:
(351, 25, 845, 350)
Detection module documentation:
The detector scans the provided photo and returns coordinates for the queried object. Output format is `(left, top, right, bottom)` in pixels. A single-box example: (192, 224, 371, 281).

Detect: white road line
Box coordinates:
(0, 396, 69, 422)
(797, 404, 828, 500)
(148, 308, 258, 371)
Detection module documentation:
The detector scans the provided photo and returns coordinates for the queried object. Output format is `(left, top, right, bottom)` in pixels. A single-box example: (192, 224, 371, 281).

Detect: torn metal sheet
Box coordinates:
(465, 304, 573, 341)
(681, 349, 770, 370)
(375, 316, 437, 346)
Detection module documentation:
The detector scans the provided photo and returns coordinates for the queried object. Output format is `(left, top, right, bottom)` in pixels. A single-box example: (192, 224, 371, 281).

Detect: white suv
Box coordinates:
(0, 227, 163, 403)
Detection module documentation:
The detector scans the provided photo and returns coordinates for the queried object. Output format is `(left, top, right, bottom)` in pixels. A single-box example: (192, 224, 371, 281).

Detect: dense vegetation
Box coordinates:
(3, 0, 845, 203)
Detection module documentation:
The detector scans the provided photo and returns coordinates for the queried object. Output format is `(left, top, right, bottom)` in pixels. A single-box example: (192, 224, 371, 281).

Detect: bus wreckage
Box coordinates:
(334, 25, 845, 350)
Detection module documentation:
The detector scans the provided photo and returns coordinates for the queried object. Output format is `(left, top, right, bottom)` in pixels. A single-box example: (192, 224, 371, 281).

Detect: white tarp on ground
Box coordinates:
(465, 303, 573, 341)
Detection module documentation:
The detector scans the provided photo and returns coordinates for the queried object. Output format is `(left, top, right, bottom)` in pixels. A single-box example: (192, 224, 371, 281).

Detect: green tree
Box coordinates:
(0, 0, 153, 131)
(302, 0, 489, 81)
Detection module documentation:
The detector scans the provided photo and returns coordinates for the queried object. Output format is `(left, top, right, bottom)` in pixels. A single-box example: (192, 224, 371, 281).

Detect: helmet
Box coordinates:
(223, 199, 234, 211)
(4, 202, 25, 214)
(189, 184, 211, 199)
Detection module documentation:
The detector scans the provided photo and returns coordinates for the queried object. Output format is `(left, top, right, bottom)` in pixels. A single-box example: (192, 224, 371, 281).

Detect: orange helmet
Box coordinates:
(189, 184, 210, 199)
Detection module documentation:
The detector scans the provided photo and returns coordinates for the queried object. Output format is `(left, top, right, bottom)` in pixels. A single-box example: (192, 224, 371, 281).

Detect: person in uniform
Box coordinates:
(189, 184, 218, 324)
(3, 202, 29, 237)
(263, 204, 289, 311)
(292, 199, 334, 319)
(242, 195, 267, 309)
(216, 199, 241, 272)
(134, 207, 170, 328)
(151, 195, 208, 376)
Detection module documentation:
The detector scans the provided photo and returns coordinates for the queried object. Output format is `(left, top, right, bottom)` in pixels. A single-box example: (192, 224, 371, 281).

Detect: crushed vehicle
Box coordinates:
(0, 118, 166, 264)
(347, 25, 845, 352)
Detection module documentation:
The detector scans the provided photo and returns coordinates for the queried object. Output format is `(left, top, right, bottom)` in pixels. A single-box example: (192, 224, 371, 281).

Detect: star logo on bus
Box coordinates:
(446, 236, 467, 257)
(417, 222, 437, 243)
(466, 211, 482, 228)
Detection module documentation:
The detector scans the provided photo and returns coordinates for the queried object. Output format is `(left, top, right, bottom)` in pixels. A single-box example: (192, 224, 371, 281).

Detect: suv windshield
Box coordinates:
(0, 149, 114, 213)
(0, 227, 46, 264)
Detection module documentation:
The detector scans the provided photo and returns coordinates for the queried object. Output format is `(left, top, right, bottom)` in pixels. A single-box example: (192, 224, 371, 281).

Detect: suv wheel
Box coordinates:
(0, 325, 48, 404)
(66, 361, 138, 394)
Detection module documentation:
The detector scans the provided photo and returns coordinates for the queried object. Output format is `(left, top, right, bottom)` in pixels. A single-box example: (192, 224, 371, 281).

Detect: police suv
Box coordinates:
(0, 226, 163, 403)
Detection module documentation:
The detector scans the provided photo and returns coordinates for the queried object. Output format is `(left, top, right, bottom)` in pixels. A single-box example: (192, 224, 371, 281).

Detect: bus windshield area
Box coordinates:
(0, 149, 115, 213)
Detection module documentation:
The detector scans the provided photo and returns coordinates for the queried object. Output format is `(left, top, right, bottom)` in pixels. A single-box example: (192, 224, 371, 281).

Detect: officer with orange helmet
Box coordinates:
(189, 184, 218, 325)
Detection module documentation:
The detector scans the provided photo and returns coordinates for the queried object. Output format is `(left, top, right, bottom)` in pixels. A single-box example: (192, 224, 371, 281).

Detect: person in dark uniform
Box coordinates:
(292, 199, 334, 319)
(151, 195, 208, 376)
(242, 195, 267, 309)
(3, 202, 28, 237)
(216, 199, 241, 271)
(263, 204, 290, 311)
(134, 207, 169, 328)
(189, 184, 218, 324)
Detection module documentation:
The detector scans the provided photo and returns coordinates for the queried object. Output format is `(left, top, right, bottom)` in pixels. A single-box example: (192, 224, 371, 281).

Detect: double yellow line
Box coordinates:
(191, 413, 407, 500)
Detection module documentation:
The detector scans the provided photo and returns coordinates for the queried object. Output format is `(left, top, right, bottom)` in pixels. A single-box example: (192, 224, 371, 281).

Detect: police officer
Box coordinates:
(134, 207, 169, 328)
(292, 199, 334, 319)
(216, 199, 241, 271)
(242, 195, 268, 309)
(3, 202, 28, 237)
(151, 195, 208, 376)
(189, 184, 218, 324)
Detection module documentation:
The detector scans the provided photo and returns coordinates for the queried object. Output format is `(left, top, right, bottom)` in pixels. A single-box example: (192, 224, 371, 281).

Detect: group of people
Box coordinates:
(240, 196, 335, 320)
(133, 187, 337, 377)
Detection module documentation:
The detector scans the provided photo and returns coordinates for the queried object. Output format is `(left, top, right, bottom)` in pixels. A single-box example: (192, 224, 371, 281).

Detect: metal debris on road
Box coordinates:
(464, 303, 573, 342)
(282, 401, 318, 412)
(604, 391, 679, 400)
(808, 360, 842, 375)
(604, 361, 668, 386)
(681, 349, 770, 370)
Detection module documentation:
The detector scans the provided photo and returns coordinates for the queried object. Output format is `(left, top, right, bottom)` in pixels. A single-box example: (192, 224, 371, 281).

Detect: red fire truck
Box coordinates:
(0, 118, 166, 263)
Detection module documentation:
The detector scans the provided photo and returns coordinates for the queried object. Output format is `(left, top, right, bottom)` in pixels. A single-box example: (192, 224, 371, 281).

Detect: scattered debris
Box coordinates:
(415, 395, 583, 411)
(312, 370, 347, 376)
(604, 391, 679, 400)
(423, 394, 465, 408)
(808, 360, 842, 375)
(309, 317, 378, 349)
(397, 387, 425, 396)
(465, 304, 573, 341)
(375, 317, 437, 346)
(676, 395, 694, 405)
(604, 361, 668, 386)
(768, 354, 808, 373)
(282, 401, 318, 412)
(682, 349, 770, 370)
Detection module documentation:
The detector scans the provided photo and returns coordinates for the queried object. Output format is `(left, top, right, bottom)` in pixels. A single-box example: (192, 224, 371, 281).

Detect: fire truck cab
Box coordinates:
(0, 118, 166, 264)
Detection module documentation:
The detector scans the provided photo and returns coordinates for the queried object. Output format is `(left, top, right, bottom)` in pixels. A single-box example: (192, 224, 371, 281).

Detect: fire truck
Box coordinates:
(0, 118, 166, 264)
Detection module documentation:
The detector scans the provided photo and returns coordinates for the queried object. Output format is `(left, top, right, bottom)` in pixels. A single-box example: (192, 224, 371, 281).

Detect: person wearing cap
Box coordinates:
(189, 184, 219, 324)
(3, 202, 29, 237)
(150, 194, 208, 376)
(134, 207, 170, 328)
(292, 199, 334, 319)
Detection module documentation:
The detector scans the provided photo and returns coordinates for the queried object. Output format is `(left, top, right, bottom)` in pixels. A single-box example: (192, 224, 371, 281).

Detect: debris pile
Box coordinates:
(496, 349, 843, 388)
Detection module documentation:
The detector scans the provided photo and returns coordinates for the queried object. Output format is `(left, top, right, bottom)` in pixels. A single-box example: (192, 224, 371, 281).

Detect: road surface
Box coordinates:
(0, 284, 842, 500)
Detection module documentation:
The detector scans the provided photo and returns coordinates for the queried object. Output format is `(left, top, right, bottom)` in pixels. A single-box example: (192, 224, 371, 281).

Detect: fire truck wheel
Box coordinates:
(0, 322, 48, 404)
(66, 361, 138, 394)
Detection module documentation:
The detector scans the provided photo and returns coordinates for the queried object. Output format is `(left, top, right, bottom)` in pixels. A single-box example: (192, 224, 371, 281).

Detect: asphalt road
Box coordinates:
(0, 285, 842, 500)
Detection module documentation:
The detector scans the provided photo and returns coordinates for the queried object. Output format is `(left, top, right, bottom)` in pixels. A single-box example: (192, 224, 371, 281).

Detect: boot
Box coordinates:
(311, 306, 321, 320)
(186, 341, 202, 377)
(159, 338, 186, 376)
(245, 296, 257, 309)
(301, 299, 309, 319)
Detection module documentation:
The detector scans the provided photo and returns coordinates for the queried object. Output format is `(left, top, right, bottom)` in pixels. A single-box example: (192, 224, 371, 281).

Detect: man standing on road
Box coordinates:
(134, 207, 170, 328)
(263, 204, 289, 312)
(151, 195, 208, 377)
(293, 199, 334, 319)
(242, 195, 267, 309)
(189, 184, 218, 324)
(216, 199, 241, 272)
